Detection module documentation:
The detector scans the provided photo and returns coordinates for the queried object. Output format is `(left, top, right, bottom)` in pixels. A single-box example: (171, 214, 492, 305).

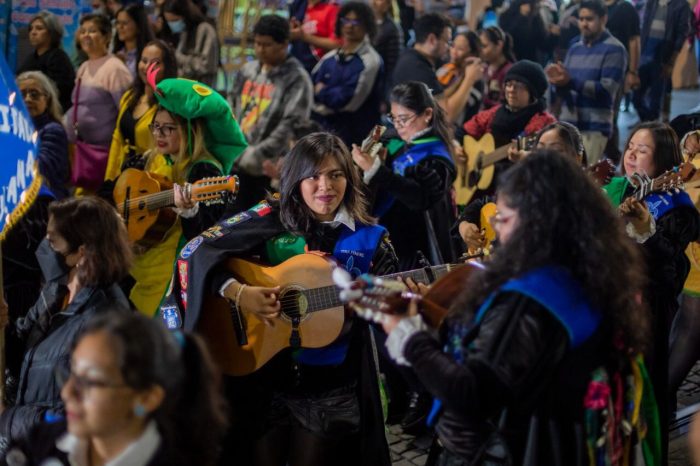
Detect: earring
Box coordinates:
(134, 404, 147, 417)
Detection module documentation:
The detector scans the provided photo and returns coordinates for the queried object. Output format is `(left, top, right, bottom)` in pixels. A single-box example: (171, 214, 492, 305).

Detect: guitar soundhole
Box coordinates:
(279, 287, 309, 322)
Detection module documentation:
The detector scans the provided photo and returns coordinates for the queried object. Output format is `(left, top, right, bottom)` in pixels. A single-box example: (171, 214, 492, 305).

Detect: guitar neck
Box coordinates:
(480, 145, 511, 168)
(302, 264, 459, 314)
(135, 189, 176, 211)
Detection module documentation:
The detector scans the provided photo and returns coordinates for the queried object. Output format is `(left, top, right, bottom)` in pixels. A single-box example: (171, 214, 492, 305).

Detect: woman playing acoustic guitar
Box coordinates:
(160, 132, 398, 466)
(604, 122, 700, 457)
(115, 74, 246, 316)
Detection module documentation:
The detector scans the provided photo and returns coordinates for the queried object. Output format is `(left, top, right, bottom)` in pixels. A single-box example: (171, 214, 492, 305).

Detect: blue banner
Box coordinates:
(0, 53, 40, 239)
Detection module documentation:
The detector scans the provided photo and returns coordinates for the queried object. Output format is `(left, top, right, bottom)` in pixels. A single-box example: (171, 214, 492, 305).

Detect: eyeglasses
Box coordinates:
(386, 113, 418, 128)
(340, 18, 362, 27)
(55, 364, 127, 399)
(149, 122, 178, 137)
(505, 81, 528, 92)
(21, 89, 45, 100)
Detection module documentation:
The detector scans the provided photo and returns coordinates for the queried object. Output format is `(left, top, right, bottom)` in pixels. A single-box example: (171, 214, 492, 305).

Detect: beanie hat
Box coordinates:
(505, 60, 548, 98)
(148, 66, 247, 173)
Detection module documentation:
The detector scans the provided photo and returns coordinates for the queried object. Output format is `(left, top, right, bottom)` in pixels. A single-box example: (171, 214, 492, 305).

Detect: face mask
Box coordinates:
(167, 19, 186, 34)
(36, 238, 75, 276)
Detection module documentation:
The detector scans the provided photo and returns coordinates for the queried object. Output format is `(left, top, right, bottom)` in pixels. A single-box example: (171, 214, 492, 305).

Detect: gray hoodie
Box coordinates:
(231, 55, 313, 176)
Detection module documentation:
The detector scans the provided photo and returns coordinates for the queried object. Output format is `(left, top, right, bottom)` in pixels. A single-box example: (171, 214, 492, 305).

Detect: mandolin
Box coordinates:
(196, 253, 468, 376)
(113, 168, 239, 247)
(455, 134, 537, 205)
(334, 261, 485, 328)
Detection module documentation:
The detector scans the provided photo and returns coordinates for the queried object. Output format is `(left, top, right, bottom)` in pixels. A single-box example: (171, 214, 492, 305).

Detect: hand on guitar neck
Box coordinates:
(173, 183, 195, 210)
(352, 125, 387, 172)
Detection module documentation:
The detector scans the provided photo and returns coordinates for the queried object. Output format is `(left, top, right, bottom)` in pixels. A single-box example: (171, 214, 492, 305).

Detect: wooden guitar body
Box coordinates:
(455, 134, 496, 205)
(113, 169, 177, 247)
(197, 254, 345, 376)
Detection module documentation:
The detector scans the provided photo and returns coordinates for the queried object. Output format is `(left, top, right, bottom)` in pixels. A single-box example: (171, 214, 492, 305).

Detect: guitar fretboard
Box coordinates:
(288, 264, 459, 315)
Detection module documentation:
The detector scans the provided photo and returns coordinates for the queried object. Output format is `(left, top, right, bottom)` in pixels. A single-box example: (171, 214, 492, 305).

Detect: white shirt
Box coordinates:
(55, 421, 161, 466)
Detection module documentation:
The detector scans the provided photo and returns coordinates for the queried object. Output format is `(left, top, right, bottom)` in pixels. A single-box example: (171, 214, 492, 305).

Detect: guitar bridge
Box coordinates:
(289, 316, 301, 348)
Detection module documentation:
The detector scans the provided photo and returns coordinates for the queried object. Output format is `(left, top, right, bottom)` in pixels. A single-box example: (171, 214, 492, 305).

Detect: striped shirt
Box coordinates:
(556, 30, 628, 137)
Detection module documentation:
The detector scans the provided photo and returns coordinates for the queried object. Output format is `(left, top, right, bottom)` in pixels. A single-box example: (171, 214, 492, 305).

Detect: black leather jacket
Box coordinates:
(404, 291, 604, 464)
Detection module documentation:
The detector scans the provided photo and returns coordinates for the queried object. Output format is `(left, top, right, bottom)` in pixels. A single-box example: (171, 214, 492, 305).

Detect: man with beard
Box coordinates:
(546, 0, 627, 165)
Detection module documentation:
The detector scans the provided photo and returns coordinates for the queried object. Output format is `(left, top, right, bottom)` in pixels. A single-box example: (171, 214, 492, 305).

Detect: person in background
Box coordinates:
(437, 31, 484, 125)
(4, 312, 228, 466)
(478, 26, 515, 110)
(64, 13, 132, 179)
(0, 197, 132, 445)
(1, 71, 71, 359)
(17, 11, 75, 112)
(163, 0, 218, 86)
(18, 71, 70, 199)
(288, 0, 342, 73)
(371, 0, 402, 105)
(112, 4, 156, 78)
(499, 0, 554, 65)
(546, 0, 627, 165)
(311, 1, 383, 147)
(231, 14, 313, 210)
(105, 39, 177, 182)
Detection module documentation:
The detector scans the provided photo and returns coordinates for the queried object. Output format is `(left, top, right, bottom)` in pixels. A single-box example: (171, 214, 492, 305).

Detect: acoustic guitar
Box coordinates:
(113, 168, 239, 247)
(196, 253, 466, 376)
(455, 134, 536, 205)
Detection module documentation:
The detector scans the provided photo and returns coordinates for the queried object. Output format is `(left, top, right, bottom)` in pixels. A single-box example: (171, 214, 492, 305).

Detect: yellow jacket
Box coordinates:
(105, 90, 157, 181)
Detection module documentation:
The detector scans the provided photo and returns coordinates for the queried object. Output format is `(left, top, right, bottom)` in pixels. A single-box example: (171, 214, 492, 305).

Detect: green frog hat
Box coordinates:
(147, 64, 247, 173)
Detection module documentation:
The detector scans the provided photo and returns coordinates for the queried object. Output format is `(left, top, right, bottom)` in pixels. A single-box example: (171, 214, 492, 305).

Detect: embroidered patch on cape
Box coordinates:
(202, 225, 225, 239)
(224, 211, 252, 225)
(178, 260, 188, 290)
(161, 305, 182, 329)
(251, 202, 272, 217)
(180, 236, 203, 259)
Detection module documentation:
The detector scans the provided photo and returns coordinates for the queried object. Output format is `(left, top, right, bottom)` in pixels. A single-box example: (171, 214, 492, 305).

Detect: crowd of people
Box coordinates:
(2, 0, 700, 464)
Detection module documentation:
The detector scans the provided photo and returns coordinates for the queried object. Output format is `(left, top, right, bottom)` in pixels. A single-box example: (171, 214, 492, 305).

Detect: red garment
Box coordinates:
(303, 1, 340, 61)
(482, 61, 513, 109)
(463, 104, 557, 139)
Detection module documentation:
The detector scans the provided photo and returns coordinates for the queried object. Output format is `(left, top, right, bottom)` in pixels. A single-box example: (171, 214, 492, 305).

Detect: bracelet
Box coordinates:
(234, 284, 247, 309)
(627, 69, 638, 76)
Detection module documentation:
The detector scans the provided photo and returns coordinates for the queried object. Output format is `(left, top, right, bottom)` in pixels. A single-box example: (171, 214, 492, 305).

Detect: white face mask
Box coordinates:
(167, 19, 186, 34)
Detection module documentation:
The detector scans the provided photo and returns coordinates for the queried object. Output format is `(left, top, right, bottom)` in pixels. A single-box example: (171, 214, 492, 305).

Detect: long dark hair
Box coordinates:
(126, 39, 178, 113)
(112, 4, 155, 60)
(480, 26, 516, 63)
(278, 132, 373, 235)
(622, 122, 683, 178)
(455, 150, 649, 352)
(163, 0, 206, 33)
(389, 81, 455, 159)
(48, 196, 132, 288)
(77, 312, 227, 466)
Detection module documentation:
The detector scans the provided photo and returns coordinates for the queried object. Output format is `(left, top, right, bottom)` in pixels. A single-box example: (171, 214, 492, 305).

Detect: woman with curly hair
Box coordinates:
(380, 150, 651, 464)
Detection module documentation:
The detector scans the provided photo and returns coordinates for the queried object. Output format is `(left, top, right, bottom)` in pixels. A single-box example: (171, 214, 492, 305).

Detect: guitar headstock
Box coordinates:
(516, 135, 538, 152)
(191, 175, 239, 202)
(589, 159, 615, 186)
(631, 162, 696, 198)
(333, 267, 418, 325)
(360, 125, 387, 159)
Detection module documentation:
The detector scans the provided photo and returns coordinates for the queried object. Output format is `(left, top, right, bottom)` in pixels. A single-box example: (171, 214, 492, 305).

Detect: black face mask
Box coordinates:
(36, 237, 75, 277)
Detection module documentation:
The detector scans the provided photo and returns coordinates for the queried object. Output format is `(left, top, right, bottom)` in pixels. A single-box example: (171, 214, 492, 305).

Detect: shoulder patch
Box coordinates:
(224, 211, 252, 225)
(180, 236, 203, 259)
(251, 201, 272, 217)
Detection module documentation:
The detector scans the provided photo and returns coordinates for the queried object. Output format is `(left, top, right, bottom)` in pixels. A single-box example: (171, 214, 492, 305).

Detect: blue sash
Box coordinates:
(373, 137, 453, 218)
(644, 190, 694, 221)
(295, 223, 386, 366)
(427, 266, 601, 425)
